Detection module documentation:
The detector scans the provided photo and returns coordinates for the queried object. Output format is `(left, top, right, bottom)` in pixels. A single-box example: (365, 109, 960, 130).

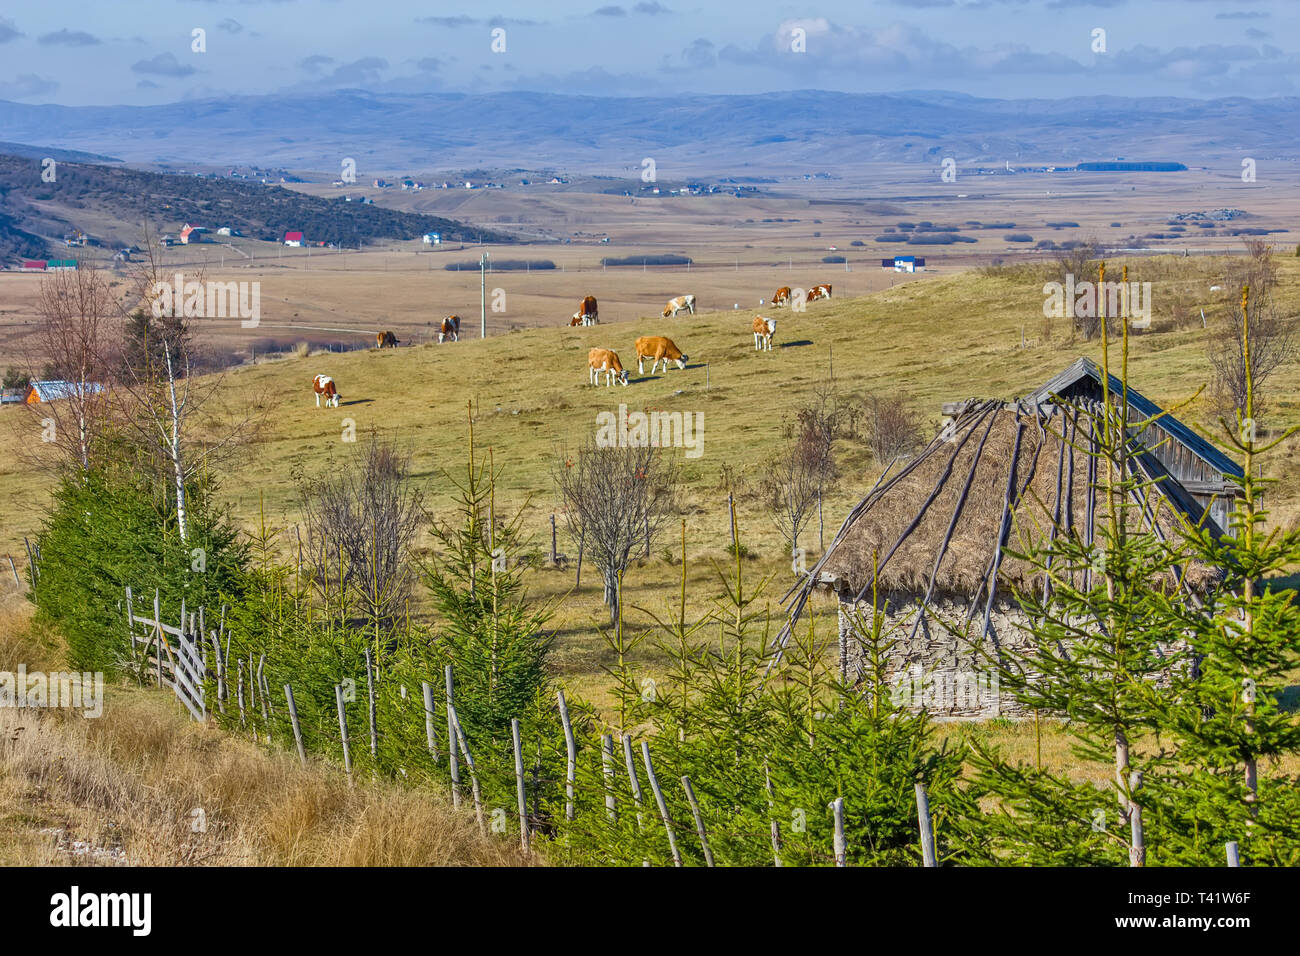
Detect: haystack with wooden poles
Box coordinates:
(783, 357, 1243, 719)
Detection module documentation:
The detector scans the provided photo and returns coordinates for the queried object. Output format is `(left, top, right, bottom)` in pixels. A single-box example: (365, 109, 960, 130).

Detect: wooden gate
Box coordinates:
(124, 586, 207, 721)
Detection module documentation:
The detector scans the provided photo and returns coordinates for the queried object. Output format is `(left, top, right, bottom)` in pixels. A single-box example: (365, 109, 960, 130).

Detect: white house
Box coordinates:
(423, 232, 442, 245)
(284, 231, 304, 247)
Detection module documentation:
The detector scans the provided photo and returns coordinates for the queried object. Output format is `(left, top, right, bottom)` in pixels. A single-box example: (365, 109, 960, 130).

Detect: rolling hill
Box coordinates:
(0, 154, 513, 261)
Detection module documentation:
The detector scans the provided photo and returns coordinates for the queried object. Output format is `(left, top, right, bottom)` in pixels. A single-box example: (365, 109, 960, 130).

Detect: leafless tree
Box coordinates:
(300, 435, 424, 643)
(793, 386, 839, 550)
(553, 438, 679, 626)
(112, 229, 257, 542)
(20, 264, 117, 475)
(1209, 241, 1296, 419)
(762, 423, 824, 571)
(1054, 239, 1105, 340)
(864, 392, 921, 465)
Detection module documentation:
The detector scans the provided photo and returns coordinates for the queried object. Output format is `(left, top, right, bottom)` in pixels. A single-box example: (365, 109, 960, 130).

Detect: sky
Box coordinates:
(0, 0, 1297, 105)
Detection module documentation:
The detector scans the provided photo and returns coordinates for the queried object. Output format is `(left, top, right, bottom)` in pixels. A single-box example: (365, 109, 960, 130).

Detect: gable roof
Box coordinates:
(28, 380, 106, 402)
(284, 231, 303, 241)
(1023, 357, 1241, 479)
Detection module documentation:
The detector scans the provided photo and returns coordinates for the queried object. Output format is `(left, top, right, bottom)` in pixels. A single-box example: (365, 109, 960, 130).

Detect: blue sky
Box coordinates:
(1, 0, 1297, 104)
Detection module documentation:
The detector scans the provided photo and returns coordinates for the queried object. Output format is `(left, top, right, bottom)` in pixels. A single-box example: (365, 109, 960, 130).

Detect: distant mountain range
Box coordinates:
(0, 154, 509, 262)
(0, 90, 1294, 175)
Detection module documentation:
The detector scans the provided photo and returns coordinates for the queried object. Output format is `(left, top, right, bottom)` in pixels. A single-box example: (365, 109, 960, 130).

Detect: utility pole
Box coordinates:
(480, 250, 489, 339)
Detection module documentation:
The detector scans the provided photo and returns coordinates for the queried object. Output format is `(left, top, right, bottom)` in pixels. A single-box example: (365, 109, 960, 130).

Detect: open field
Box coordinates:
(3, 253, 1298, 709)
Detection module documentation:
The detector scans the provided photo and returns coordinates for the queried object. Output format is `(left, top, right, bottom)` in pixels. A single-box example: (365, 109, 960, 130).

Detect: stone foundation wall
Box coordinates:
(837, 593, 1038, 719)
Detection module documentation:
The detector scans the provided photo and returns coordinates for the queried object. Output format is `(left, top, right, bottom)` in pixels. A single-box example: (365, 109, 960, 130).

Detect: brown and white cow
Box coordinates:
(439, 315, 461, 343)
(772, 286, 792, 307)
(376, 330, 399, 348)
(634, 336, 688, 375)
(752, 316, 776, 351)
(588, 347, 628, 387)
(313, 373, 341, 407)
(662, 294, 696, 318)
(575, 295, 599, 326)
(807, 284, 832, 301)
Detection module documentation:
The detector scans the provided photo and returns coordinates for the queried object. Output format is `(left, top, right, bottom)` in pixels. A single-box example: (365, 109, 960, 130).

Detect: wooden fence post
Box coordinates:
(6, 554, 19, 587)
(1128, 771, 1145, 867)
(550, 513, 557, 565)
(236, 659, 246, 727)
(284, 684, 307, 766)
(257, 655, 270, 720)
(575, 530, 585, 589)
(601, 735, 618, 823)
(335, 683, 353, 786)
(1226, 841, 1240, 867)
(124, 586, 138, 676)
(421, 681, 440, 762)
(211, 630, 226, 714)
(640, 741, 681, 866)
(364, 647, 378, 759)
(448, 706, 486, 835)
(445, 665, 460, 809)
(681, 776, 714, 867)
(512, 718, 529, 854)
(557, 691, 576, 821)
(622, 736, 644, 830)
(153, 589, 163, 686)
(915, 782, 937, 867)
(765, 763, 782, 867)
(830, 797, 846, 867)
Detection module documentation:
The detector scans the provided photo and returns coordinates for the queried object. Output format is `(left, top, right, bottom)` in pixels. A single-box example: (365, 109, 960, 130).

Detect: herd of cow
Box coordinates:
(310, 283, 832, 403)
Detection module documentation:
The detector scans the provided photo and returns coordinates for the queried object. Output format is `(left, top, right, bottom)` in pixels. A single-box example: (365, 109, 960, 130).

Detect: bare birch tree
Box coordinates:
(21, 263, 117, 475)
(112, 230, 256, 543)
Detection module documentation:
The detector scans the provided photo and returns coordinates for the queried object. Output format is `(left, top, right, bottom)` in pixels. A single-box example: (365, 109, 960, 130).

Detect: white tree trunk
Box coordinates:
(164, 347, 189, 544)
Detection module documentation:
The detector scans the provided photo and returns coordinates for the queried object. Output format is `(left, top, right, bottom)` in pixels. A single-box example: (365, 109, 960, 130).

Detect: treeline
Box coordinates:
(444, 259, 556, 271)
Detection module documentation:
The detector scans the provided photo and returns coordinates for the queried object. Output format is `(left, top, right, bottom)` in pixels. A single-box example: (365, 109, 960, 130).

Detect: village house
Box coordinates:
(25, 380, 106, 404)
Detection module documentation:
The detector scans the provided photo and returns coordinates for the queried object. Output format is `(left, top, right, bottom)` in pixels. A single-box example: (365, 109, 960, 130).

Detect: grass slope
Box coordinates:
(1, 256, 1296, 705)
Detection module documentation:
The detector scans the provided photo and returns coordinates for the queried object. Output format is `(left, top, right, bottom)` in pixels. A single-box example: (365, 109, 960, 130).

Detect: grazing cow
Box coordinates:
(376, 330, 399, 348)
(772, 286, 792, 308)
(576, 295, 599, 326)
(662, 294, 696, 318)
(312, 373, 341, 407)
(635, 336, 688, 375)
(588, 347, 628, 387)
(752, 315, 776, 351)
(807, 284, 832, 301)
(439, 315, 461, 343)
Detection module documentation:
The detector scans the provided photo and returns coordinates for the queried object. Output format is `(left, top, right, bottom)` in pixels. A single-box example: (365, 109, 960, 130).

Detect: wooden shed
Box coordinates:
(780, 357, 1242, 719)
